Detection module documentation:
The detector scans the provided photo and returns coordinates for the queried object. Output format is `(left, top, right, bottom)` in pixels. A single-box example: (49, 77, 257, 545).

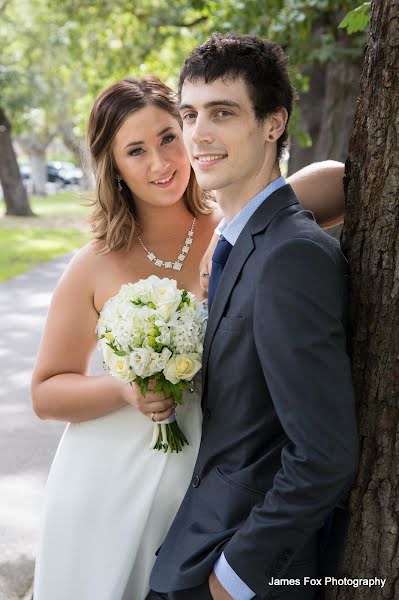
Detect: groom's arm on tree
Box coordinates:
(221, 237, 359, 597)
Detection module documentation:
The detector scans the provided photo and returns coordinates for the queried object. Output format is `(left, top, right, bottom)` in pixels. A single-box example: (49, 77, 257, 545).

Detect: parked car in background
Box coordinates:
(20, 164, 32, 181)
(46, 161, 83, 186)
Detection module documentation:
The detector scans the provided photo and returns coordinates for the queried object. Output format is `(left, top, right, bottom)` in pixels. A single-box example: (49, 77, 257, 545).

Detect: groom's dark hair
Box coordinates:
(178, 33, 294, 159)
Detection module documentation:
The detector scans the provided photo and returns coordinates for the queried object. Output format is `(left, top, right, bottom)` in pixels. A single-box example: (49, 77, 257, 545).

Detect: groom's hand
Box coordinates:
(208, 571, 233, 600)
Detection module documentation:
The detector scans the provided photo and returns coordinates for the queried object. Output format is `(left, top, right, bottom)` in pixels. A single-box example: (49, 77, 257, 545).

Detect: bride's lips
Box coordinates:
(151, 171, 176, 188)
(194, 154, 227, 169)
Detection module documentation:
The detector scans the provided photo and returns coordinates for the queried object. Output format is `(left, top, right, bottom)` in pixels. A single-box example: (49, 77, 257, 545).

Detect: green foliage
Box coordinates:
(1, 0, 370, 155)
(339, 3, 371, 34)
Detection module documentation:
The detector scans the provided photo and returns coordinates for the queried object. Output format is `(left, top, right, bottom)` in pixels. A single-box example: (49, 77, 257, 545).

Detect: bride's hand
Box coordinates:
(200, 232, 218, 295)
(121, 380, 176, 421)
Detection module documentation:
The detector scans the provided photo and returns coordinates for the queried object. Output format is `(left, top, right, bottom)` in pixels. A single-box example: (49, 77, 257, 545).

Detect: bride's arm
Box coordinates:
(31, 244, 175, 423)
(288, 160, 345, 228)
(199, 160, 345, 293)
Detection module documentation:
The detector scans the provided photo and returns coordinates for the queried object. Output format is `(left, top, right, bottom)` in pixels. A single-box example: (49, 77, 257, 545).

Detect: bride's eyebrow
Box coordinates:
(124, 127, 175, 149)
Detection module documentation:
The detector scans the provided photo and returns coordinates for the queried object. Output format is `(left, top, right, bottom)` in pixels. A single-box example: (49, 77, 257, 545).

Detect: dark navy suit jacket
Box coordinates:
(150, 185, 358, 599)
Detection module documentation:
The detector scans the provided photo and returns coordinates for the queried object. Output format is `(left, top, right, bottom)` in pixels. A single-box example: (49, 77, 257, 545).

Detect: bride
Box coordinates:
(31, 76, 346, 600)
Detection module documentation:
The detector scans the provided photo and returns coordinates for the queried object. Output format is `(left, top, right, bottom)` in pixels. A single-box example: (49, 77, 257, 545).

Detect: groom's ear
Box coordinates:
(263, 107, 288, 144)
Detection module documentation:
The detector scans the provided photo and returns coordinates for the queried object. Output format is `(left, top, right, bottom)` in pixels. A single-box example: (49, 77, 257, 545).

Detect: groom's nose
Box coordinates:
(191, 114, 214, 145)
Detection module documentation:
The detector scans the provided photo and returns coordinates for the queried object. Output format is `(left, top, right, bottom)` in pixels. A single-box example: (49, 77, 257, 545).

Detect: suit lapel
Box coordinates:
(202, 184, 299, 388)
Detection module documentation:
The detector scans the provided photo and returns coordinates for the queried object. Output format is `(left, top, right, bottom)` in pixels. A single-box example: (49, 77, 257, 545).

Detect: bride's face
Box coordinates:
(113, 105, 191, 210)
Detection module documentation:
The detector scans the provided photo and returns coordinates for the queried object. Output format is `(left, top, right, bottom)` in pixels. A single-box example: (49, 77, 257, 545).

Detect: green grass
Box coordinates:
(0, 228, 89, 282)
(0, 191, 91, 282)
(29, 190, 90, 217)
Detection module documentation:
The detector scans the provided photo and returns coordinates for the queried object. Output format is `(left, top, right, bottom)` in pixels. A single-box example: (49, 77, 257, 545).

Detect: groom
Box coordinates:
(147, 33, 358, 600)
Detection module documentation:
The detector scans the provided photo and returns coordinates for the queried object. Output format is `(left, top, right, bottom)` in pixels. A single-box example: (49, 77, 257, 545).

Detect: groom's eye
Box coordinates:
(182, 112, 196, 121)
(215, 110, 232, 118)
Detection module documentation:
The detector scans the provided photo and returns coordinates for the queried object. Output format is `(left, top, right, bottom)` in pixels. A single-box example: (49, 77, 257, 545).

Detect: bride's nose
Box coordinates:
(150, 151, 171, 176)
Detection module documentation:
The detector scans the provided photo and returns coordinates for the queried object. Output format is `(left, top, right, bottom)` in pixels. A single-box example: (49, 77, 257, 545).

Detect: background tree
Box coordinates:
(325, 1, 399, 598)
(0, 0, 34, 215)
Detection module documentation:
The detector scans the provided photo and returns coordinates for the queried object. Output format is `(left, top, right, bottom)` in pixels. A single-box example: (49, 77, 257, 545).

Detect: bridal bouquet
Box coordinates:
(97, 276, 207, 453)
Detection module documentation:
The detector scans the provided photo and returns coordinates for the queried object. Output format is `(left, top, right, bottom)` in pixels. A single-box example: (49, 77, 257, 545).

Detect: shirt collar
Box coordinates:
(215, 176, 286, 246)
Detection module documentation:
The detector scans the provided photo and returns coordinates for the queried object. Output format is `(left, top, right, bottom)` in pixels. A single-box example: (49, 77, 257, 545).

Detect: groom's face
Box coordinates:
(179, 76, 272, 194)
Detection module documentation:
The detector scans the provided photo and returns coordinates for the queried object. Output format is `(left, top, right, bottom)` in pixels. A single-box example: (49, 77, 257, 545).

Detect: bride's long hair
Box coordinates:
(87, 76, 213, 253)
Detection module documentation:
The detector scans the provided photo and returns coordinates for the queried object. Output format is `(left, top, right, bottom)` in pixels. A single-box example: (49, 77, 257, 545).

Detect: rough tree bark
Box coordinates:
(0, 106, 34, 216)
(325, 2, 399, 599)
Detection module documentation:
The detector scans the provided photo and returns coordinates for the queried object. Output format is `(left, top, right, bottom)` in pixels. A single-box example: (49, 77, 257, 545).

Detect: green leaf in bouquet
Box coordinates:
(132, 299, 146, 306)
(137, 377, 149, 397)
(170, 383, 185, 405)
(153, 379, 163, 393)
(163, 380, 172, 399)
(177, 289, 190, 311)
(106, 342, 127, 356)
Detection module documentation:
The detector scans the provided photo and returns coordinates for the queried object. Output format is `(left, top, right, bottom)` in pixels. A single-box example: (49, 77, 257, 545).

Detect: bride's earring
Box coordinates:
(117, 176, 123, 191)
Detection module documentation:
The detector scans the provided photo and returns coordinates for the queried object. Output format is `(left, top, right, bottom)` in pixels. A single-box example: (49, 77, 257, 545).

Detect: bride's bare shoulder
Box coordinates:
(59, 240, 117, 287)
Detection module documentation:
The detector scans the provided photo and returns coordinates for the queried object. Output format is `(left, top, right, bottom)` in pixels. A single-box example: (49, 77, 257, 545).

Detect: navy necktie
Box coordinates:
(208, 236, 233, 311)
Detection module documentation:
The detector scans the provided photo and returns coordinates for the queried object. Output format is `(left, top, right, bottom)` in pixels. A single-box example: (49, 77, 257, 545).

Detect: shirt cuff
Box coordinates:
(213, 552, 255, 600)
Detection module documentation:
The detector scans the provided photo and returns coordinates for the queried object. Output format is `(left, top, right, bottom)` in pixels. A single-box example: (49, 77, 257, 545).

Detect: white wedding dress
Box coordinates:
(33, 369, 203, 600)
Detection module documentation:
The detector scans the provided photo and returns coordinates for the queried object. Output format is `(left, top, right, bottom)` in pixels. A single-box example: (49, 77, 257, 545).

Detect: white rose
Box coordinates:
(130, 348, 153, 377)
(154, 304, 173, 323)
(163, 353, 202, 385)
(107, 350, 133, 384)
(151, 278, 179, 308)
(125, 280, 153, 304)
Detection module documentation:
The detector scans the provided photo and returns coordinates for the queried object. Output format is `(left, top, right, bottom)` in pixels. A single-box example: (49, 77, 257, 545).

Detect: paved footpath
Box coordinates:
(0, 253, 102, 599)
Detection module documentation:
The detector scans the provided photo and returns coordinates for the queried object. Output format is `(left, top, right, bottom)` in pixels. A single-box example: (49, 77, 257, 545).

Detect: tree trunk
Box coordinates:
(0, 107, 35, 216)
(288, 65, 326, 175)
(288, 54, 361, 175)
(325, 2, 399, 599)
(314, 58, 361, 162)
(30, 150, 47, 196)
(60, 122, 94, 190)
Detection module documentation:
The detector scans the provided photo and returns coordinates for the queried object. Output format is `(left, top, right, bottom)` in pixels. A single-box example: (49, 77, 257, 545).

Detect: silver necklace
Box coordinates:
(137, 217, 196, 271)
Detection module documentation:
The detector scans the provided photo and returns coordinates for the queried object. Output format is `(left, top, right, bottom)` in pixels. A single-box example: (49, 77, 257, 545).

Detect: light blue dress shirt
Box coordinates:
(213, 175, 286, 600)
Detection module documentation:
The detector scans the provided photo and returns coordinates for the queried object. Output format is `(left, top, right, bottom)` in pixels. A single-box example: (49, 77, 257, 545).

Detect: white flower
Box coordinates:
(155, 325, 171, 346)
(130, 348, 153, 377)
(163, 354, 202, 385)
(103, 344, 133, 384)
(151, 278, 180, 309)
(150, 347, 172, 372)
(124, 280, 153, 304)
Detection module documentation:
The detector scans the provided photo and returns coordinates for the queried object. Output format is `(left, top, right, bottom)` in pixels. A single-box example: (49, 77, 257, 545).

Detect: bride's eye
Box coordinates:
(129, 147, 144, 157)
(161, 135, 176, 145)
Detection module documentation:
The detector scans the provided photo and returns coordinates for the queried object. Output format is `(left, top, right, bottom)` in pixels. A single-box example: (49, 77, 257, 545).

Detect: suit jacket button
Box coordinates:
(192, 475, 201, 488)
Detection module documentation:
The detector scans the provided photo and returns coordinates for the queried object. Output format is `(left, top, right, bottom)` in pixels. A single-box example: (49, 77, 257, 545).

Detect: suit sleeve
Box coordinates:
(222, 237, 359, 596)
